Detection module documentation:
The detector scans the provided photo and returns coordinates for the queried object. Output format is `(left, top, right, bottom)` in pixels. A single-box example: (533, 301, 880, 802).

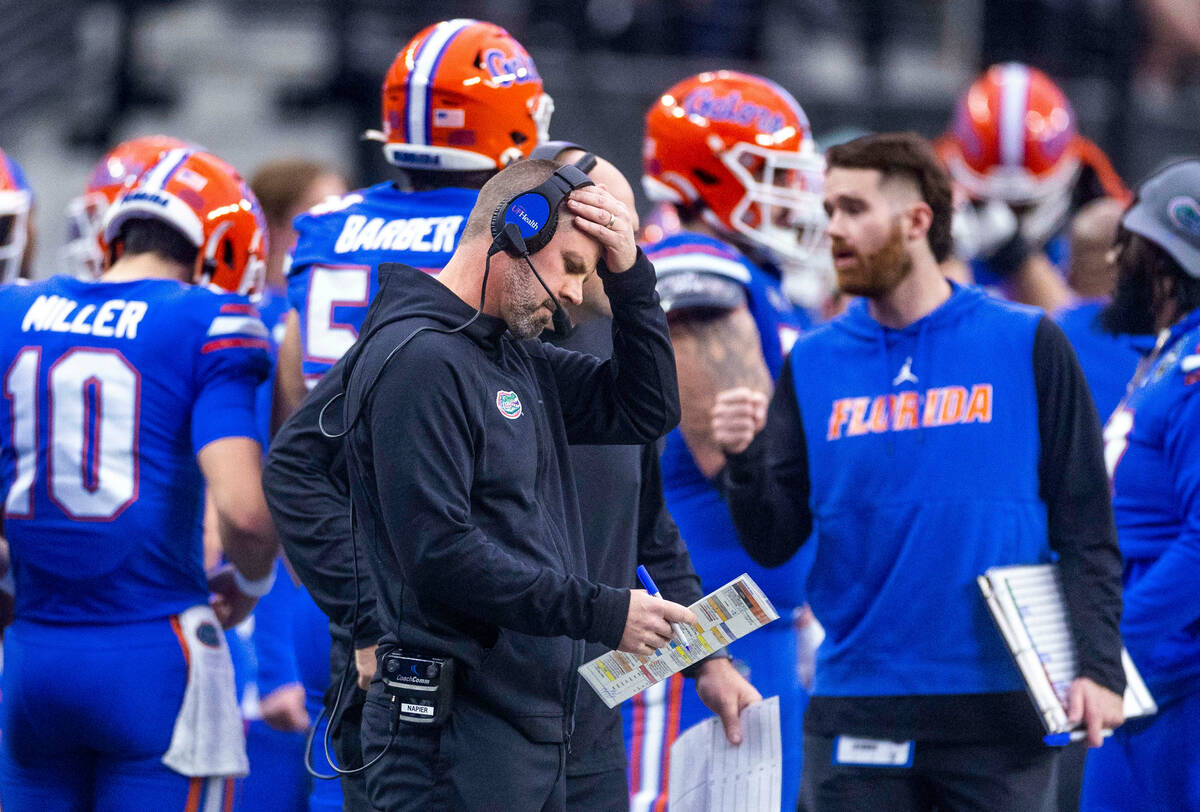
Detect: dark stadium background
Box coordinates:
(0, 0, 1195, 280)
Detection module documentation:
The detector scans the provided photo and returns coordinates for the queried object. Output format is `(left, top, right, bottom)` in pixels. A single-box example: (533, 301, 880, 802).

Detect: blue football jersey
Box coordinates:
(0, 275, 270, 623)
(1104, 307, 1200, 704)
(287, 183, 478, 385)
(253, 283, 291, 445)
(645, 232, 814, 608)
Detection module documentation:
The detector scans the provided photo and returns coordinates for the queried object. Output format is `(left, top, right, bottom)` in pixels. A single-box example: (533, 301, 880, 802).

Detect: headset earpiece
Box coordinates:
(489, 164, 594, 257)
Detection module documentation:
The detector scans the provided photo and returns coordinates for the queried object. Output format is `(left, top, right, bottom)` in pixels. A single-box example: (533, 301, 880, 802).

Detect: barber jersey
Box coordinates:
(0, 276, 270, 623)
(1105, 308, 1200, 702)
(287, 183, 477, 386)
(645, 232, 813, 607)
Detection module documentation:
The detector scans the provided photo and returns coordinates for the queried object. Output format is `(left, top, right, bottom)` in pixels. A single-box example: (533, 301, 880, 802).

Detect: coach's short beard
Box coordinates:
(502, 263, 552, 339)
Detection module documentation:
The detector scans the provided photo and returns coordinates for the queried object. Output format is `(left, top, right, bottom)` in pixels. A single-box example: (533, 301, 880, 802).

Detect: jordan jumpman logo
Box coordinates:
(893, 356, 918, 386)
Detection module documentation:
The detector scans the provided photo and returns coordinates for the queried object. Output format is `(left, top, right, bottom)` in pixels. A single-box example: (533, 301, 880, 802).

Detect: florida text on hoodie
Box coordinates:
(723, 282, 1125, 740)
(343, 252, 680, 744)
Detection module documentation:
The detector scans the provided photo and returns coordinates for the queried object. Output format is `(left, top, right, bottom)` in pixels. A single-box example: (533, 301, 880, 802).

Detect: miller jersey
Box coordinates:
(0, 275, 270, 623)
(287, 183, 477, 386)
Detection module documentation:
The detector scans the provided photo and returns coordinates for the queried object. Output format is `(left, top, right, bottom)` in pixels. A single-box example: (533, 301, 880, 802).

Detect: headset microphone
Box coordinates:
(491, 222, 573, 336)
(548, 291, 573, 337)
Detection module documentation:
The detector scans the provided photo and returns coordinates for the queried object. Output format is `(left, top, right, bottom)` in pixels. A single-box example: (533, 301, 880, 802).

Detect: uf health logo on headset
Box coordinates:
(490, 163, 594, 255)
(510, 202, 542, 232)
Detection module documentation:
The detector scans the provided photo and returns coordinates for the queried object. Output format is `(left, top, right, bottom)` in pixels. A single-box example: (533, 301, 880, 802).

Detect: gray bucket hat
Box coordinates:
(1122, 159, 1200, 278)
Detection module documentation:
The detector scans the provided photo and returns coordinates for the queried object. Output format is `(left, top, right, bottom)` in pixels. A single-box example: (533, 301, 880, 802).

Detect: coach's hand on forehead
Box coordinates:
(568, 185, 637, 273)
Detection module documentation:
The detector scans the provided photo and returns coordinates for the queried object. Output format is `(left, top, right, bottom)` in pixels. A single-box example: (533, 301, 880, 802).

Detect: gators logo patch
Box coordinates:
(196, 621, 221, 649)
(496, 390, 523, 419)
(1168, 196, 1200, 238)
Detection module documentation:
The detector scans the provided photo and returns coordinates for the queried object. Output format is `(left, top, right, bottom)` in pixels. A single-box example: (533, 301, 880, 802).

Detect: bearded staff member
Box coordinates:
(710, 132, 1126, 812)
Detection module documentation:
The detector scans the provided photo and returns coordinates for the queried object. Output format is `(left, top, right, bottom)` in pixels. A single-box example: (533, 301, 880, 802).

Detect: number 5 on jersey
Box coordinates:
(303, 265, 370, 382)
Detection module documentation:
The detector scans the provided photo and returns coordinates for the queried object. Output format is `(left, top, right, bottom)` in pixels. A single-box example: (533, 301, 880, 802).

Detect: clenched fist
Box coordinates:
(712, 387, 769, 455)
(619, 590, 697, 657)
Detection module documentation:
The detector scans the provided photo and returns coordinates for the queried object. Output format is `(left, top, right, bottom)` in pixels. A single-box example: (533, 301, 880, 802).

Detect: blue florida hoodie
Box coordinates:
(724, 283, 1125, 739)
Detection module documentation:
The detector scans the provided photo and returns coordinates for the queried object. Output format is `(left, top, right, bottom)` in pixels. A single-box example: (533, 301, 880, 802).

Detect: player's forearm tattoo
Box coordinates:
(671, 307, 773, 393)
(669, 307, 772, 477)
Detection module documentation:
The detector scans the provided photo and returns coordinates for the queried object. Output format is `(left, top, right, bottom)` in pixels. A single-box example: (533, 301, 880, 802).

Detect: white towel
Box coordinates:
(162, 605, 249, 778)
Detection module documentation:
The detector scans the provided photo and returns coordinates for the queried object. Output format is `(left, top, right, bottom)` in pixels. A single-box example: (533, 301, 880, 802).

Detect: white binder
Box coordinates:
(977, 563, 1156, 739)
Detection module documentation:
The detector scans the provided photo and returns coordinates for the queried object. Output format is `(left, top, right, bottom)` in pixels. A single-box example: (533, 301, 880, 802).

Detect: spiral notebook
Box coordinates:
(977, 563, 1157, 738)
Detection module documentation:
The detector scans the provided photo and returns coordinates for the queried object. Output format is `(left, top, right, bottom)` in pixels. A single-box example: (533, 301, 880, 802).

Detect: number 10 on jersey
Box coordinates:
(4, 347, 139, 521)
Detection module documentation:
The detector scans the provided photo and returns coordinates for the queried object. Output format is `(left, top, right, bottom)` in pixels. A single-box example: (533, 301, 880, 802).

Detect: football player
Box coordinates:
(62, 135, 190, 280)
(57, 138, 279, 770)
(0, 146, 34, 630)
(939, 62, 1129, 311)
(630, 70, 826, 811)
(276, 17, 553, 412)
(0, 147, 35, 283)
(0, 147, 277, 810)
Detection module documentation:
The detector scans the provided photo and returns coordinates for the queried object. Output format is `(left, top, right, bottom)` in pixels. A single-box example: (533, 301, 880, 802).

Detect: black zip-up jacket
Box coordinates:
(264, 308, 702, 771)
(342, 252, 679, 743)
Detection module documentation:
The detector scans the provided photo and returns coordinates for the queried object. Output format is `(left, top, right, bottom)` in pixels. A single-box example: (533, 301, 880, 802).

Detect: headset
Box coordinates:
(307, 153, 597, 779)
(488, 161, 595, 336)
(317, 157, 595, 441)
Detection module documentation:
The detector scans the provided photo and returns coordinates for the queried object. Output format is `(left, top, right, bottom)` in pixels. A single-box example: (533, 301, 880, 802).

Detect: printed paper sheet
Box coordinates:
(579, 574, 778, 708)
(668, 696, 782, 812)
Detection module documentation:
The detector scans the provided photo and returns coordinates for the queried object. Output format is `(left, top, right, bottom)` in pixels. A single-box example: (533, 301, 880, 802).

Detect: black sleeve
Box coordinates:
(363, 337, 630, 649)
(636, 443, 704, 608)
(1034, 317, 1126, 695)
(720, 355, 814, 567)
(548, 250, 681, 445)
(262, 357, 382, 649)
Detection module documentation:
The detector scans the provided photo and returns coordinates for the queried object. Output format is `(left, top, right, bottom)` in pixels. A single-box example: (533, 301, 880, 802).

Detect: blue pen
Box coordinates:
(1044, 729, 1113, 747)
(636, 565, 691, 652)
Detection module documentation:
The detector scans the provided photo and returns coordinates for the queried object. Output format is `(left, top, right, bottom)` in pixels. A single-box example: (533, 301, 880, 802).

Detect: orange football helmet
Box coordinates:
(943, 63, 1080, 207)
(103, 148, 267, 297)
(0, 147, 33, 283)
(643, 71, 827, 274)
(368, 19, 553, 171)
(65, 135, 190, 279)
